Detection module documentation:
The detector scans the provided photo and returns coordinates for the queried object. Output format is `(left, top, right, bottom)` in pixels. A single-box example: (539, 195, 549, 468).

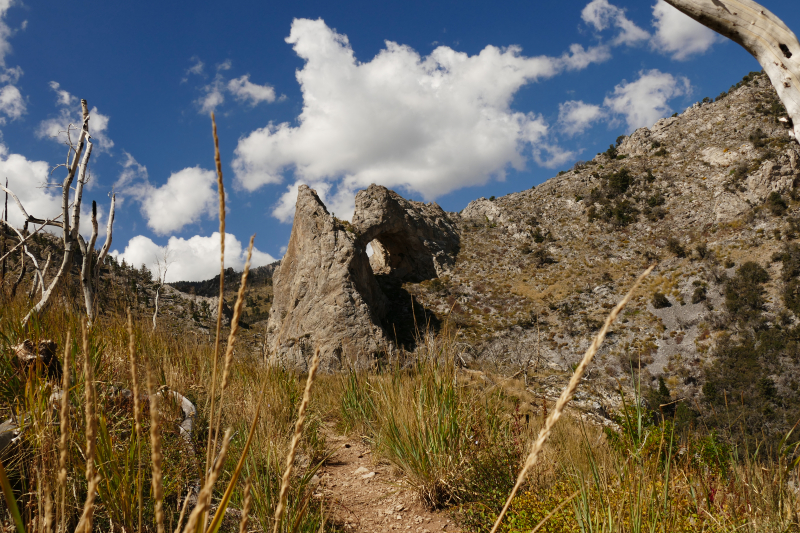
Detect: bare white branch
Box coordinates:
(663, 0, 800, 141)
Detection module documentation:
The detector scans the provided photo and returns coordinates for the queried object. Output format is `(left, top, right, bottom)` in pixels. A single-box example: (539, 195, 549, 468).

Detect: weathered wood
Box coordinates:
(663, 0, 800, 141)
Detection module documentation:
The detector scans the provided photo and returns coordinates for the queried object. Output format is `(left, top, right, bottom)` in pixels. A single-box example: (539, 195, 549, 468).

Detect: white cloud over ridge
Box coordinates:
(558, 100, 605, 136)
(114, 152, 218, 236)
(233, 18, 611, 222)
(650, 0, 721, 60)
(581, 0, 650, 46)
(604, 69, 691, 131)
(111, 232, 276, 283)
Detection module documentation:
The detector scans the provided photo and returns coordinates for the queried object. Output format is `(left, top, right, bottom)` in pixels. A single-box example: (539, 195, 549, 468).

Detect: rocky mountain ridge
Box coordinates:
(160, 70, 800, 437)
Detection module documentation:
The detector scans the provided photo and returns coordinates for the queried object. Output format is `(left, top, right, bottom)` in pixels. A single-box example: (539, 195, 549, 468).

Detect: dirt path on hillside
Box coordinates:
(315, 433, 460, 532)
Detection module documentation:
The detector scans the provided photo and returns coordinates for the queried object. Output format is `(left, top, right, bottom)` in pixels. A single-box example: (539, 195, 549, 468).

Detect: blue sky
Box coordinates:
(0, 0, 796, 281)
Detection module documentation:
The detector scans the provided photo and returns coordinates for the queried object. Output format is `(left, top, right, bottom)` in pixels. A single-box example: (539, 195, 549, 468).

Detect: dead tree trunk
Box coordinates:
(152, 249, 172, 331)
(78, 193, 115, 325)
(663, 0, 800, 142)
(0, 99, 113, 327)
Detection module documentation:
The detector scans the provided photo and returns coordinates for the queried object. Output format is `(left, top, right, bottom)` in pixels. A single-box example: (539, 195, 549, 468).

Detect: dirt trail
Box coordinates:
(315, 433, 460, 532)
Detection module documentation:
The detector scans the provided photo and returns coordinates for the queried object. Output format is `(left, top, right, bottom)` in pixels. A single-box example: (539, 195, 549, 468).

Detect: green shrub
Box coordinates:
(691, 286, 707, 304)
(646, 193, 665, 207)
(749, 128, 768, 148)
(652, 292, 671, 309)
(773, 244, 800, 314)
(767, 191, 788, 216)
(695, 242, 709, 259)
(724, 261, 769, 325)
(606, 168, 633, 196)
(531, 247, 555, 267)
(602, 200, 638, 227)
(666, 237, 686, 258)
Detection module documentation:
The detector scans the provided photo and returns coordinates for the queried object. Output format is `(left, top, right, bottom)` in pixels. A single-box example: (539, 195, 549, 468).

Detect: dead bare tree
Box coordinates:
(152, 247, 173, 331)
(663, 0, 800, 142)
(0, 99, 115, 327)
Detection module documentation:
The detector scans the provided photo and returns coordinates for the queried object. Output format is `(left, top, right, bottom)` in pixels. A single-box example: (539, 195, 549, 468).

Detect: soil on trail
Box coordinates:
(316, 433, 460, 532)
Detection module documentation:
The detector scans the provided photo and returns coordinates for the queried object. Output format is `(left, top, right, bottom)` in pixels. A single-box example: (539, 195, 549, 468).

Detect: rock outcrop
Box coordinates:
(267, 186, 389, 371)
(267, 184, 460, 370)
(353, 185, 460, 281)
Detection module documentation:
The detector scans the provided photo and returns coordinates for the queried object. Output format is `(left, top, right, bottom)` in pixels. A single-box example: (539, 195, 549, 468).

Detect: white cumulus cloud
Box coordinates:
(227, 74, 277, 105)
(193, 59, 281, 113)
(650, 0, 721, 60)
(233, 18, 609, 222)
(140, 167, 218, 236)
(581, 0, 650, 46)
(184, 56, 205, 80)
(0, 83, 24, 123)
(558, 100, 605, 136)
(0, 0, 17, 68)
(603, 69, 691, 131)
(111, 232, 276, 283)
(113, 152, 218, 236)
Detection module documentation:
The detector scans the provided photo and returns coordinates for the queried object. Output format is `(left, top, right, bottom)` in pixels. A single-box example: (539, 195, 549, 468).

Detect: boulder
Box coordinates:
(744, 146, 800, 204)
(13, 339, 61, 381)
(352, 184, 460, 281)
(0, 418, 19, 461)
(266, 186, 389, 371)
(460, 197, 506, 225)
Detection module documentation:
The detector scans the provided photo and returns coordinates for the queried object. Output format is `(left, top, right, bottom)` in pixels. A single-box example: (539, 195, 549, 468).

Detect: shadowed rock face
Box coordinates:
(266, 185, 389, 372)
(267, 184, 460, 371)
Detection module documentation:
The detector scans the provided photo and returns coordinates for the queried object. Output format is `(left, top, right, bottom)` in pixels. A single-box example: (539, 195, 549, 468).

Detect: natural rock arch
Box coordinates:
(266, 184, 459, 371)
(352, 185, 460, 283)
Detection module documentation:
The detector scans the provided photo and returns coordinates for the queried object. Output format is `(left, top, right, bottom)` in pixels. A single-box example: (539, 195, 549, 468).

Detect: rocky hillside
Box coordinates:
(399, 70, 800, 439)
(159, 70, 800, 439)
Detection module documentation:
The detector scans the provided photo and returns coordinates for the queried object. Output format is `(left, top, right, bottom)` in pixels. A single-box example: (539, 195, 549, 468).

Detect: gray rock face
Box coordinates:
(267, 185, 389, 372)
(267, 184, 460, 371)
(353, 184, 460, 281)
(459, 197, 506, 224)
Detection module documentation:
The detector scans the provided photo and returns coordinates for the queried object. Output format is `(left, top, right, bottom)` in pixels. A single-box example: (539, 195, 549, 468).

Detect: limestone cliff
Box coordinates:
(266, 186, 388, 371)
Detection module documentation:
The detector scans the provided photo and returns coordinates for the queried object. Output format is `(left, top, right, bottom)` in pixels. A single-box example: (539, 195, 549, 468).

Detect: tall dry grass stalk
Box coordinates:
(273, 348, 321, 533)
(205, 112, 227, 492)
(76, 319, 100, 533)
(489, 265, 654, 533)
(75, 474, 101, 533)
(127, 309, 144, 533)
(211, 235, 255, 468)
(57, 331, 71, 533)
(238, 477, 252, 533)
(182, 428, 233, 533)
(43, 477, 53, 533)
(207, 382, 265, 533)
(173, 488, 193, 533)
(147, 370, 165, 533)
